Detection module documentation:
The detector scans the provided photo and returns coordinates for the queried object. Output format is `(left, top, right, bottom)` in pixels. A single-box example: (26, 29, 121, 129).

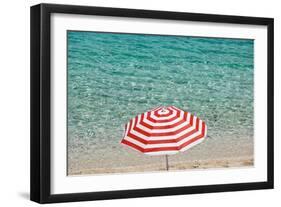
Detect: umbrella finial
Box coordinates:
(159, 106, 169, 114)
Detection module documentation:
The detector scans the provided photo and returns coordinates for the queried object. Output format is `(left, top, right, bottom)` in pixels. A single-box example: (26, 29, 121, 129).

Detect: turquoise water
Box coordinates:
(67, 31, 254, 173)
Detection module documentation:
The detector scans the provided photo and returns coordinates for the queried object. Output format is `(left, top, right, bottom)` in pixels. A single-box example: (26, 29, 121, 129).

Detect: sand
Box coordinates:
(69, 156, 253, 175)
(67, 135, 254, 176)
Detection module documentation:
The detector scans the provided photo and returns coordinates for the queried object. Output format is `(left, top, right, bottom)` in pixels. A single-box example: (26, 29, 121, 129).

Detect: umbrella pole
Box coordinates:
(165, 155, 169, 171)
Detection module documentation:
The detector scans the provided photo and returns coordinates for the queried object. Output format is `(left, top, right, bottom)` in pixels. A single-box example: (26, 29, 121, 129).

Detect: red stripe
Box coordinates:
(126, 115, 202, 145)
(145, 117, 199, 144)
(144, 146, 179, 152)
(122, 123, 206, 153)
(140, 112, 189, 130)
(122, 139, 178, 153)
(127, 117, 204, 145)
(126, 118, 150, 144)
(146, 111, 181, 123)
(127, 126, 149, 144)
(133, 114, 194, 137)
(172, 116, 198, 142)
(178, 122, 206, 150)
(121, 139, 145, 153)
(127, 131, 176, 144)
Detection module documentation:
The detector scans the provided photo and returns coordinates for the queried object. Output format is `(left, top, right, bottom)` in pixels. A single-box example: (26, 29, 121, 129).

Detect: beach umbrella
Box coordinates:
(121, 106, 207, 170)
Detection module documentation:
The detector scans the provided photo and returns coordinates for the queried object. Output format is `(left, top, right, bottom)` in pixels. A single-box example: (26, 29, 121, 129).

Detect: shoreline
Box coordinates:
(68, 156, 253, 176)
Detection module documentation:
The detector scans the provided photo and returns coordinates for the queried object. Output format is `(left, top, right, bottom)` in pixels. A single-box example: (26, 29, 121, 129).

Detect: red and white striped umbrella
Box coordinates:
(121, 106, 207, 156)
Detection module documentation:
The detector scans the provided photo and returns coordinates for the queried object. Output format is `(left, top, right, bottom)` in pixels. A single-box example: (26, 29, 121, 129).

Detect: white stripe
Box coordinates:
(123, 121, 131, 138)
(124, 119, 204, 148)
(179, 137, 205, 152)
(135, 113, 191, 133)
(150, 108, 178, 120)
(129, 115, 198, 140)
(144, 151, 179, 155)
(121, 142, 179, 155)
(176, 120, 204, 146)
(142, 111, 185, 126)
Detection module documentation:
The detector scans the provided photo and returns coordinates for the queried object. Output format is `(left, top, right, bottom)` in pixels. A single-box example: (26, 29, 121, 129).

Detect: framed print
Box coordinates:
(30, 3, 274, 203)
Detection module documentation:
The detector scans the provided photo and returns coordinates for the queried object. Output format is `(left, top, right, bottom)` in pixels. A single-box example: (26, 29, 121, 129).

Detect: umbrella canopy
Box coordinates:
(121, 106, 207, 155)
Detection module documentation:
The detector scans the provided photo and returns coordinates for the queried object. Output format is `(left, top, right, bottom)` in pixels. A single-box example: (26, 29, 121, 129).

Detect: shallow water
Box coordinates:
(67, 31, 254, 174)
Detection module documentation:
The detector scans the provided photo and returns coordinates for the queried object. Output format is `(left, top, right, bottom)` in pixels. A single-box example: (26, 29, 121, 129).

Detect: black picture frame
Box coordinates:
(30, 3, 274, 204)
